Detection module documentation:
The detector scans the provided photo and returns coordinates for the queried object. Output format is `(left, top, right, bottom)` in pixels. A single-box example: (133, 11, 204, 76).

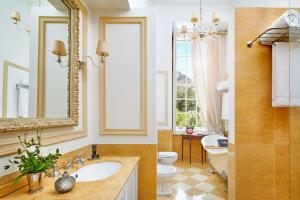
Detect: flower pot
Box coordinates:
(26, 172, 45, 194)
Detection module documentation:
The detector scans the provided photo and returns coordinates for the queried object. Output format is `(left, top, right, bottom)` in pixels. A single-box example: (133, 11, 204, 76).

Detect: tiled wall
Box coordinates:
(235, 8, 290, 200)
(290, 107, 300, 200)
(158, 130, 173, 152)
(97, 144, 157, 200)
(172, 135, 204, 164)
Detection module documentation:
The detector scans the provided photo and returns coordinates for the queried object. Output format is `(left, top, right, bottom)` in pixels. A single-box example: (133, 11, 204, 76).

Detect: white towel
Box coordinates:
(272, 42, 300, 107)
(221, 92, 229, 120)
(290, 42, 300, 106)
(217, 81, 229, 93)
(260, 9, 300, 45)
(18, 87, 29, 118)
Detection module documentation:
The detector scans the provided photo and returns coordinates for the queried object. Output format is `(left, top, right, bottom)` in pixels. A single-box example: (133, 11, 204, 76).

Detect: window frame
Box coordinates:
(172, 34, 203, 133)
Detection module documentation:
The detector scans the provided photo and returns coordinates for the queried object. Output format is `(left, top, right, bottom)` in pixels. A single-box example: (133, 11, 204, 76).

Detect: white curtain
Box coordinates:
(191, 36, 226, 133)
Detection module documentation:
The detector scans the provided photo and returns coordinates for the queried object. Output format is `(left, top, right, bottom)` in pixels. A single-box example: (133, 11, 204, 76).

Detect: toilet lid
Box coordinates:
(158, 152, 178, 158)
(157, 165, 177, 175)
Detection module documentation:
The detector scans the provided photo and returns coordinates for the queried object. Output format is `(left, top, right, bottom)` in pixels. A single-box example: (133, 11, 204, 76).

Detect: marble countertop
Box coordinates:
(2, 156, 139, 200)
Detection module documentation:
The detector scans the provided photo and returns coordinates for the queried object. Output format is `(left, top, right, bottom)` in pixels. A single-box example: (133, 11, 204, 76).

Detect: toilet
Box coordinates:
(157, 152, 178, 195)
(158, 152, 178, 165)
(157, 165, 177, 195)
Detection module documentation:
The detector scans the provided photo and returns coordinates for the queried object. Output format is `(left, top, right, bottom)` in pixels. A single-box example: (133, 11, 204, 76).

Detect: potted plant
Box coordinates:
(4, 130, 61, 194)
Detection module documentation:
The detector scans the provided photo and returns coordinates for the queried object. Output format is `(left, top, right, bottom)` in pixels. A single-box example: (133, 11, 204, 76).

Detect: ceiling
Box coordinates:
(150, 0, 234, 6)
(82, 0, 130, 11)
(82, 0, 234, 11)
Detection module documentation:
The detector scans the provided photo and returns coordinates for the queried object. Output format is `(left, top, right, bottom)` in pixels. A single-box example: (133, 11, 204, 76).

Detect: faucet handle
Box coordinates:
(76, 154, 82, 159)
(75, 154, 85, 165)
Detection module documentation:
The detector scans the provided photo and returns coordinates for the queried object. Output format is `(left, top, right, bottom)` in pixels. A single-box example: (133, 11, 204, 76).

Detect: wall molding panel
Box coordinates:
(157, 70, 169, 127)
(37, 16, 69, 118)
(2, 61, 29, 118)
(99, 17, 147, 135)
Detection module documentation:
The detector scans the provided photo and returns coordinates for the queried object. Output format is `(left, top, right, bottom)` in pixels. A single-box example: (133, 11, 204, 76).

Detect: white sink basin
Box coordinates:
(71, 162, 122, 182)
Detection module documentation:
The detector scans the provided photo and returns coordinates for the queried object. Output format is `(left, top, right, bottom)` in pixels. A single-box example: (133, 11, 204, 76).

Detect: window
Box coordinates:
(174, 39, 203, 131)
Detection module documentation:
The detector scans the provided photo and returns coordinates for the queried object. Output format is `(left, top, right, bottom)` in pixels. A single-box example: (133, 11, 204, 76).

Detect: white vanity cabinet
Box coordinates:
(116, 165, 138, 200)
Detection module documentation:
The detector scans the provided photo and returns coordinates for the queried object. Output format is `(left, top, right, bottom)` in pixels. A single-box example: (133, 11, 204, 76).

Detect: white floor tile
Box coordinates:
(174, 174, 188, 181)
(172, 182, 192, 191)
(190, 174, 208, 181)
(195, 182, 216, 193)
(202, 193, 226, 200)
(187, 167, 202, 173)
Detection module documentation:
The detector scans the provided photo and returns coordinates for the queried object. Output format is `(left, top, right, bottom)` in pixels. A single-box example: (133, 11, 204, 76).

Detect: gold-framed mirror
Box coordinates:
(0, 0, 80, 132)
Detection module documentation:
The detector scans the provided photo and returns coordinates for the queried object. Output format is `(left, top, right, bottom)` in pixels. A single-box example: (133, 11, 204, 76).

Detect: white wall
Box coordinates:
(44, 23, 69, 118)
(28, 6, 68, 117)
(87, 8, 157, 144)
(105, 24, 143, 129)
(233, 0, 293, 8)
(0, 0, 30, 117)
(6, 67, 29, 118)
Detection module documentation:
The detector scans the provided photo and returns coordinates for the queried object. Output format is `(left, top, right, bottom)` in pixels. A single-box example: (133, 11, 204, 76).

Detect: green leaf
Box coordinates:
(17, 148, 22, 155)
(4, 165, 10, 170)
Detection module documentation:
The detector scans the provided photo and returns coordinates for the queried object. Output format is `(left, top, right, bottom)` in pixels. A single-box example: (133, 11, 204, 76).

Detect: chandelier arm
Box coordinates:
(200, 0, 202, 21)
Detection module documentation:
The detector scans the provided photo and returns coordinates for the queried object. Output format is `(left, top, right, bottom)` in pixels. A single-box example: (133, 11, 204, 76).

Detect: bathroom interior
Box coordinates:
(0, 0, 300, 199)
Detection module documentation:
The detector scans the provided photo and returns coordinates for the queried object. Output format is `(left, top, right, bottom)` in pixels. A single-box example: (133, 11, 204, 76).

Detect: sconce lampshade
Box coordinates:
(212, 12, 221, 24)
(52, 40, 67, 56)
(96, 41, 109, 57)
(11, 11, 21, 23)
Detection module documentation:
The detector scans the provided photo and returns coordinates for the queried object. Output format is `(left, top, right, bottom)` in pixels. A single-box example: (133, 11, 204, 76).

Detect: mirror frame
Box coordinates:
(0, 0, 80, 132)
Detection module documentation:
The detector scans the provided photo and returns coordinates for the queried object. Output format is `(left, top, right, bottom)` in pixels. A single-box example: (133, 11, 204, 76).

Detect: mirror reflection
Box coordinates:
(0, 0, 70, 119)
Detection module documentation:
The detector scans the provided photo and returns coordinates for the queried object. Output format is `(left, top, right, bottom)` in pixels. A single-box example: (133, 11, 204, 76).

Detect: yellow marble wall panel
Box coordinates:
(275, 145, 290, 200)
(290, 144, 300, 200)
(97, 144, 157, 200)
(290, 108, 300, 144)
(235, 8, 290, 200)
(236, 144, 275, 200)
(290, 107, 300, 200)
(274, 108, 290, 145)
(172, 135, 203, 164)
(228, 144, 235, 200)
(158, 130, 173, 152)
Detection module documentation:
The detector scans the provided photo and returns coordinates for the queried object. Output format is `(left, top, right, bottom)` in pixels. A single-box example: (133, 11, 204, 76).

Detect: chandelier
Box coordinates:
(180, 0, 224, 40)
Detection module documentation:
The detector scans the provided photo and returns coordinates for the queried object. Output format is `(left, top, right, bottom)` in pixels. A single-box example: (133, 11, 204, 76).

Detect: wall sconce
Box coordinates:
(79, 40, 109, 69)
(11, 11, 21, 24)
(10, 10, 30, 34)
(52, 40, 68, 68)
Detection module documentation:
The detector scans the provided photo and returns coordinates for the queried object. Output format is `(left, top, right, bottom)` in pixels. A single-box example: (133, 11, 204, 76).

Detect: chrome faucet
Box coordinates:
(50, 163, 61, 177)
(65, 158, 73, 170)
(74, 154, 85, 165)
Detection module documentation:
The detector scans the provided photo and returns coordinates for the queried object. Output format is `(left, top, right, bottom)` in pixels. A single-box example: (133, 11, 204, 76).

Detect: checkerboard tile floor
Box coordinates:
(157, 162, 227, 200)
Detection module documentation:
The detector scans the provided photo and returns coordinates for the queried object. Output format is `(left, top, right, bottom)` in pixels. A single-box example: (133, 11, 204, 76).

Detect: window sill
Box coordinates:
(173, 127, 209, 135)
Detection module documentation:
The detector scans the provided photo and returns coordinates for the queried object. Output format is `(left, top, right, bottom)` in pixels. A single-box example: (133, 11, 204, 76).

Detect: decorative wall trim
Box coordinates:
(99, 17, 147, 135)
(37, 16, 69, 118)
(2, 61, 29, 118)
(0, 0, 88, 156)
(0, 0, 80, 132)
(157, 70, 169, 126)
